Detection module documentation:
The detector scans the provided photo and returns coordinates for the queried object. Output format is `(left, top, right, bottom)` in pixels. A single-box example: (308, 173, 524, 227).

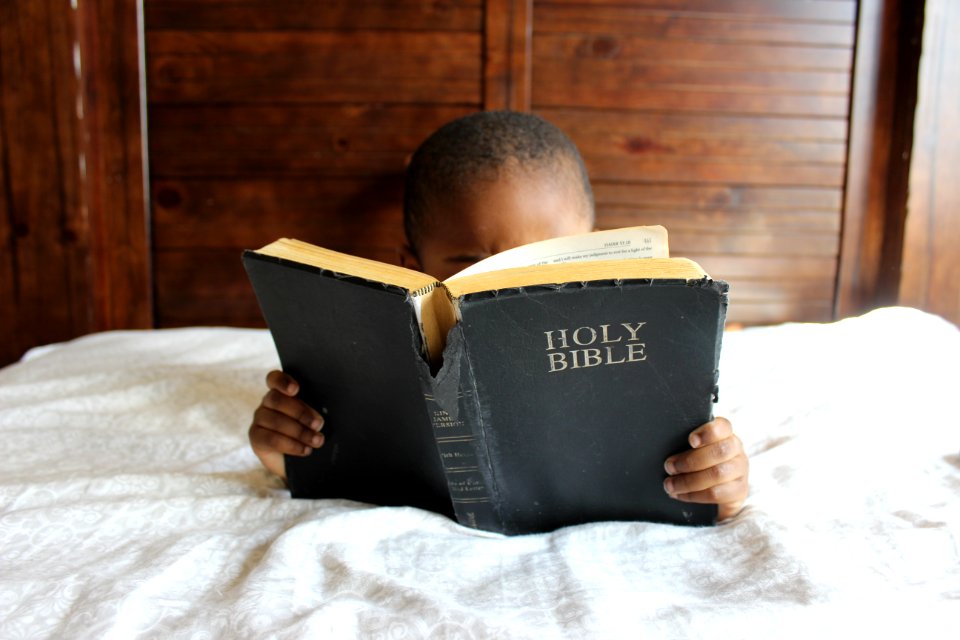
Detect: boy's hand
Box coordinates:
(662, 417, 749, 522)
(249, 370, 325, 480)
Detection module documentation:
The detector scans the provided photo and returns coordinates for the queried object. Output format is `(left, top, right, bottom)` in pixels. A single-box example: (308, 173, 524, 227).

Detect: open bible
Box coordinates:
(243, 226, 728, 534)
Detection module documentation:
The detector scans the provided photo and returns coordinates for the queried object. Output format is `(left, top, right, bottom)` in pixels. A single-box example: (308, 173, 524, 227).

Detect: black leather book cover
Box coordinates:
(451, 278, 727, 533)
(242, 252, 453, 517)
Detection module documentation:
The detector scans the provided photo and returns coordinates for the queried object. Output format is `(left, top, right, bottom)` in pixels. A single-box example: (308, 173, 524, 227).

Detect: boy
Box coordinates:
(249, 111, 749, 521)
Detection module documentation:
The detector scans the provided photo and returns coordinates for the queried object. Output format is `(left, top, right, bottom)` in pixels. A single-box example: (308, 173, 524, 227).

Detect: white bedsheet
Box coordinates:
(0, 307, 957, 638)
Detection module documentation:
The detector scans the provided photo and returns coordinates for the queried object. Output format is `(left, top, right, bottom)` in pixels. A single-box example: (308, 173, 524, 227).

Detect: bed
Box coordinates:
(1, 306, 957, 638)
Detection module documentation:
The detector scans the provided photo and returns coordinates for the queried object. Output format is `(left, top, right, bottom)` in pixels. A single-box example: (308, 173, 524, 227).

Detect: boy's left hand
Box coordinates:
(663, 417, 749, 521)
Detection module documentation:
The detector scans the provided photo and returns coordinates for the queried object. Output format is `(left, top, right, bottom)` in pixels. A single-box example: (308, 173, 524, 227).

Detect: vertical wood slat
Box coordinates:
(836, 0, 920, 318)
(899, 0, 960, 325)
(75, 0, 152, 331)
(0, 0, 88, 366)
(484, 0, 532, 111)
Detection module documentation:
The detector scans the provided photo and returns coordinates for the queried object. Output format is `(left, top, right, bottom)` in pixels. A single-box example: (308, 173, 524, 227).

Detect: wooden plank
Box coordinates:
(146, 31, 482, 104)
(147, 29, 481, 55)
(899, 0, 960, 325)
(76, 0, 153, 331)
(534, 7, 856, 46)
(533, 57, 850, 94)
(154, 249, 265, 327)
(541, 108, 848, 141)
(597, 207, 840, 234)
(533, 85, 849, 117)
(583, 156, 845, 187)
(154, 246, 411, 327)
(592, 182, 843, 210)
(667, 229, 839, 256)
(148, 105, 474, 177)
(688, 254, 837, 279)
(145, 0, 483, 32)
(725, 300, 834, 325)
(152, 178, 406, 249)
(0, 0, 89, 366)
(536, 0, 856, 23)
(576, 135, 846, 165)
(720, 278, 835, 303)
(534, 34, 853, 71)
(836, 0, 920, 318)
(483, 0, 532, 110)
(147, 31, 482, 104)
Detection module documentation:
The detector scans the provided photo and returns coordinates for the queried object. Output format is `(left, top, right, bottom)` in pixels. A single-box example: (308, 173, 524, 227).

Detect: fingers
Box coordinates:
(266, 369, 299, 395)
(687, 416, 732, 449)
(250, 406, 324, 455)
(663, 416, 749, 519)
(261, 387, 324, 432)
(251, 370, 325, 458)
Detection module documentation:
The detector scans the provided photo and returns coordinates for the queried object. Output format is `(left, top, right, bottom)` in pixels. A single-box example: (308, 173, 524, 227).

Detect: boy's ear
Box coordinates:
(398, 243, 423, 271)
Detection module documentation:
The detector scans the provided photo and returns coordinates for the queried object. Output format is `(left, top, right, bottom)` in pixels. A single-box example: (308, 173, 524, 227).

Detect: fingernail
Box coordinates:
(302, 446, 312, 455)
(689, 433, 702, 448)
(311, 434, 323, 447)
(663, 478, 674, 494)
(312, 417, 324, 431)
(664, 459, 677, 475)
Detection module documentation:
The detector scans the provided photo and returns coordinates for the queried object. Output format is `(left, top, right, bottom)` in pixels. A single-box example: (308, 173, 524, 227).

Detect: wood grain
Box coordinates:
(148, 105, 474, 177)
(146, 0, 483, 32)
(899, 0, 960, 325)
(534, 5, 855, 46)
(484, 0, 532, 110)
(0, 0, 89, 366)
(147, 30, 482, 104)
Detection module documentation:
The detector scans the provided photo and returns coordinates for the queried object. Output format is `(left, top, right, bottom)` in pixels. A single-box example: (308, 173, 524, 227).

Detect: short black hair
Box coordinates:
(403, 111, 594, 253)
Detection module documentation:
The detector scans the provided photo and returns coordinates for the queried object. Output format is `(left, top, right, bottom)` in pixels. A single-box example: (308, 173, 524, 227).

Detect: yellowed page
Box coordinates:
(444, 226, 669, 281)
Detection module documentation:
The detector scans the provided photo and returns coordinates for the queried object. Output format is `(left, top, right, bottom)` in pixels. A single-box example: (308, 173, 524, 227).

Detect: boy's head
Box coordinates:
(402, 111, 595, 279)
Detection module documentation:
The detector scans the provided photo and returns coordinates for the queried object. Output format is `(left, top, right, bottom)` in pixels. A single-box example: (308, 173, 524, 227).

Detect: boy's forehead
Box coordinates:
(424, 168, 591, 247)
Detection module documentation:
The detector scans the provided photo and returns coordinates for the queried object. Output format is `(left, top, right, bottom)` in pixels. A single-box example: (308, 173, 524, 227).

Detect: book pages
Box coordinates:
(445, 226, 669, 281)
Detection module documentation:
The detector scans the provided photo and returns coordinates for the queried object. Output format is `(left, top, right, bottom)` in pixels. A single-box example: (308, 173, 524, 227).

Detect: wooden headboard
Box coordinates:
(147, 0, 855, 328)
(4, 0, 956, 367)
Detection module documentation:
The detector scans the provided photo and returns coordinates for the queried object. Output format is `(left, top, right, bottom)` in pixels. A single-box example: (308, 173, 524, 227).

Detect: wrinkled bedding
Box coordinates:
(1, 307, 957, 638)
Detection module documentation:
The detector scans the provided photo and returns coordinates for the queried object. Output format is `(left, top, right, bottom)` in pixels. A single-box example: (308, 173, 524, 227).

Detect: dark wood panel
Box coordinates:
(534, 58, 849, 94)
(689, 254, 837, 280)
(836, 0, 921, 318)
(593, 183, 843, 210)
(534, 34, 852, 71)
(152, 178, 406, 251)
(583, 157, 844, 187)
(147, 31, 481, 104)
(154, 249, 266, 327)
(900, 0, 960, 325)
(597, 208, 840, 234)
(577, 136, 845, 165)
(541, 108, 848, 141)
(148, 105, 474, 177)
(76, 0, 153, 332)
(145, 0, 483, 32)
(0, 0, 89, 366)
(723, 278, 835, 302)
(668, 230, 839, 256)
(725, 299, 834, 324)
(484, 0, 532, 110)
(534, 6, 855, 46)
(154, 247, 409, 327)
(533, 85, 849, 117)
(538, 0, 856, 21)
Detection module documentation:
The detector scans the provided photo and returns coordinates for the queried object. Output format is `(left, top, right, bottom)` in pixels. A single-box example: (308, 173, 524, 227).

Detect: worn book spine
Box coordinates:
(419, 327, 501, 532)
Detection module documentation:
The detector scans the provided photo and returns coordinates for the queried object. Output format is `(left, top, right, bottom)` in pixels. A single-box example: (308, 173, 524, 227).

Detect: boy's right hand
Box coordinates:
(249, 370, 325, 480)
